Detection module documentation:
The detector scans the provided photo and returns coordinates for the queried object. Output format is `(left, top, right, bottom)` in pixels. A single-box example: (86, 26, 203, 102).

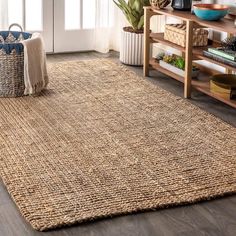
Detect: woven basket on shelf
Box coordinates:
(164, 24, 209, 47)
(0, 24, 32, 97)
(150, 0, 171, 9)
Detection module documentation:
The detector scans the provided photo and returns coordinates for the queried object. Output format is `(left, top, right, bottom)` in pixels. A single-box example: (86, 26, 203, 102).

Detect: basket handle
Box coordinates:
(8, 23, 23, 32)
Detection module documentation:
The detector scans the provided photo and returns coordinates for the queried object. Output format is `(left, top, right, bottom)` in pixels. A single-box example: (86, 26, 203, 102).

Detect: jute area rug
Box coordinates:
(0, 59, 236, 231)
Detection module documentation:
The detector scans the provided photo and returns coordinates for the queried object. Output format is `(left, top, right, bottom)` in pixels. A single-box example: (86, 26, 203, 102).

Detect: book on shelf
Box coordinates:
(210, 81, 236, 100)
(203, 51, 236, 68)
(208, 48, 236, 61)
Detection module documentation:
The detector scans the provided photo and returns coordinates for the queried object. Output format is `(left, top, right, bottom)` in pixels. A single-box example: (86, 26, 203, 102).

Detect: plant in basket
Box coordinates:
(113, 0, 150, 65)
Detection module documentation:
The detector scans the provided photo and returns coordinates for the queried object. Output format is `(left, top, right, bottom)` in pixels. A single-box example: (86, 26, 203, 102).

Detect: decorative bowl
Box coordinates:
(193, 4, 229, 21)
(210, 74, 236, 89)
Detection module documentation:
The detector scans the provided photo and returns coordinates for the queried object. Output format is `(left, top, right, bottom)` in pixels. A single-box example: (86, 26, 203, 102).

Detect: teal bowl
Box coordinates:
(194, 4, 229, 21)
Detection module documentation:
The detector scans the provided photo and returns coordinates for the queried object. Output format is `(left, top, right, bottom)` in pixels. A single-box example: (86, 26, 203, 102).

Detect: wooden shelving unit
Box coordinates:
(150, 33, 186, 52)
(149, 58, 184, 82)
(149, 58, 236, 108)
(144, 7, 236, 109)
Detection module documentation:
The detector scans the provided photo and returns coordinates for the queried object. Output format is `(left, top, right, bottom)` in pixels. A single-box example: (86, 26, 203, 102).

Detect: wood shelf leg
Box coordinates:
(225, 32, 233, 74)
(184, 20, 194, 99)
(143, 8, 151, 77)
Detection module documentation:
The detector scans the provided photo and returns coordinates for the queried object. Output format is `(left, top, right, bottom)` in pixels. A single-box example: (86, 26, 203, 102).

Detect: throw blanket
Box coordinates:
(22, 33, 49, 95)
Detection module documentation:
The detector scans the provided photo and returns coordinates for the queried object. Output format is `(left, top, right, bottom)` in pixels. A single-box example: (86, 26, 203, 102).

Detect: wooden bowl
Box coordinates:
(210, 74, 236, 89)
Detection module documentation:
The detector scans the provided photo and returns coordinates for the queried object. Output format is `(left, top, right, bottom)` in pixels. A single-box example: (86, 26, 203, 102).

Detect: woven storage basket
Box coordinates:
(0, 24, 32, 97)
(150, 0, 171, 9)
(164, 24, 209, 47)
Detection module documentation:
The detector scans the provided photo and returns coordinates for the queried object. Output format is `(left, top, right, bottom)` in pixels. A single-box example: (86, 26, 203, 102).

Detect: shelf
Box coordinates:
(149, 58, 184, 83)
(192, 80, 236, 109)
(149, 58, 236, 109)
(144, 7, 236, 109)
(150, 33, 236, 72)
(146, 7, 236, 34)
(193, 48, 236, 72)
(150, 33, 185, 52)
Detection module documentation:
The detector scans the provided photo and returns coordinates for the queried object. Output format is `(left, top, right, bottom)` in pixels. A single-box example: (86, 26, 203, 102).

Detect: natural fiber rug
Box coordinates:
(0, 59, 236, 231)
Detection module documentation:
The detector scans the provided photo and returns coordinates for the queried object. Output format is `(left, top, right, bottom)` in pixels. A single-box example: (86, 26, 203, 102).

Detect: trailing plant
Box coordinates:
(113, 0, 150, 31)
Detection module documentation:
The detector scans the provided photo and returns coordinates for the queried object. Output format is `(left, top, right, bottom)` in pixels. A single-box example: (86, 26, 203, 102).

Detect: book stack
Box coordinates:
(203, 47, 236, 68)
(210, 75, 236, 100)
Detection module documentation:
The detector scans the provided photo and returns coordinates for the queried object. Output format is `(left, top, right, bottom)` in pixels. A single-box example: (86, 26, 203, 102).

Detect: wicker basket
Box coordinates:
(164, 24, 209, 47)
(150, 0, 171, 9)
(0, 24, 32, 97)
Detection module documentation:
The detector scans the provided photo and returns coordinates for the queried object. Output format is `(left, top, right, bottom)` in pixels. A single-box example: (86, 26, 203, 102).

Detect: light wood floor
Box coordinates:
(1, 52, 236, 236)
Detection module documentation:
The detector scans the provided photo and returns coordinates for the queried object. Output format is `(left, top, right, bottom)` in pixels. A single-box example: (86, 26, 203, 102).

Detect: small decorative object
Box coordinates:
(171, 0, 192, 11)
(164, 24, 208, 47)
(159, 54, 200, 78)
(150, 0, 171, 9)
(228, 2, 236, 16)
(204, 37, 236, 66)
(193, 4, 229, 21)
(210, 74, 236, 99)
(221, 36, 236, 51)
(155, 52, 165, 61)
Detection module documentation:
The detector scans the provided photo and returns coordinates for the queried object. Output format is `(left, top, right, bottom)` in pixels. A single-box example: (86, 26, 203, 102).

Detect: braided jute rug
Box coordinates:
(0, 59, 236, 231)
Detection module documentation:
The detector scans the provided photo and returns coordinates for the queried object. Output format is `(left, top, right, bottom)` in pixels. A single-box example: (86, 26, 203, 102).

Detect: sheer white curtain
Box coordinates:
(0, 0, 125, 53)
(0, 0, 8, 30)
(94, 0, 125, 53)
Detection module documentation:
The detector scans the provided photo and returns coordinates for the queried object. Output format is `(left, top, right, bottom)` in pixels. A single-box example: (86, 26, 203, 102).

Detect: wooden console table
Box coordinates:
(143, 6, 236, 108)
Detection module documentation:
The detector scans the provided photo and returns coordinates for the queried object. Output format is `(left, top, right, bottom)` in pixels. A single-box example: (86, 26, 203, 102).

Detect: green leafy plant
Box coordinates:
(162, 54, 198, 71)
(113, 0, 150, 31)
(174, 57, 185, 70)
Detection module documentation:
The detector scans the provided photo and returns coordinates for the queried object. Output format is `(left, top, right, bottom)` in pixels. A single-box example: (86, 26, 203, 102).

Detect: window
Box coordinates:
(65, 0, 81, 30)
(65, 0, 112, 30)
(25, 0, 43, 31)
(8, 0, 23, 27)
(8, 0, 43, 31)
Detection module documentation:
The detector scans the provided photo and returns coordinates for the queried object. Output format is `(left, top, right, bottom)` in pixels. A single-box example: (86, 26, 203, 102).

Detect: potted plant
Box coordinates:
(157, 54, 200, 78)
(113, 0, 150, 66)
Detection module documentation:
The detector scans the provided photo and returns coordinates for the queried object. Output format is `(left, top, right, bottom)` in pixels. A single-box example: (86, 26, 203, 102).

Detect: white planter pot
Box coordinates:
(120, 29, 144, 66)
(159, 60, 199, 78)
